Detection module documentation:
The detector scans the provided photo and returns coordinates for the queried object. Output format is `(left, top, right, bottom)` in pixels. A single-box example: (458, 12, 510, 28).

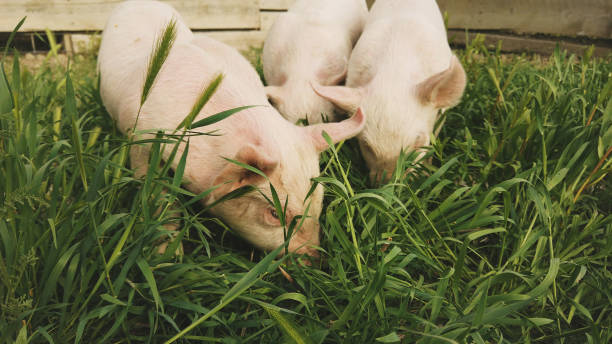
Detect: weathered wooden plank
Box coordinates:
(438, 0, 612, 39)
(0, 0, 260, 32)
(67, 31, 265, 54)
(259, 0, 374, 11)
(259, 0, 374, 10)
(260, 0, 295, 11)
(202, 31, 266, 52)
(260, 11, 282, 32)
(447, 30, 612, 58)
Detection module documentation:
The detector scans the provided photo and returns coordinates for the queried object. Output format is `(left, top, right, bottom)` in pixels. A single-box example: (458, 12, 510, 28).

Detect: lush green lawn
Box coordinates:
(1, 31, 611, 343)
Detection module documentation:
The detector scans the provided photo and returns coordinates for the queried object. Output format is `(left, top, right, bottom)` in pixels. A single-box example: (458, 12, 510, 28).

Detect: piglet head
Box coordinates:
(265, 66, 347, 125)
(266, 83, 339, 124)
(209, 108, 366, 258)
(313, 55, 466, 183)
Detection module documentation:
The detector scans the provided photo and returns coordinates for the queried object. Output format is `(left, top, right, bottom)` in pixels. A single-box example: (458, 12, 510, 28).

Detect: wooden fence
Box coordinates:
(0, 0, 610, 56)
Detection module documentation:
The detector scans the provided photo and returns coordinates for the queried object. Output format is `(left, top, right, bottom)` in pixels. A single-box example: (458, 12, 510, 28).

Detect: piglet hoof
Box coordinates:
(298, 254, 321, 267)
(156, 222, 184, 256)
(286, 250, 321, 268)
(156, 240, 184, 256)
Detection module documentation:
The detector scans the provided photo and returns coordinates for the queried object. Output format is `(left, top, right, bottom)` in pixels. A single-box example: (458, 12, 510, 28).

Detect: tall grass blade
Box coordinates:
(0, 65, 12, 115)
(164, 244, 285, 343)
(136, 258, 163, 312)
(176, 73, 223, 130)
(189, 105, 258, 129)
(2, 17, 25, 58)
(141, 19, 177, 106)
(263, 305, 313, 344)
(65, 72, 88, 192)
(15, 323, 28, 344)
(11, 49, 20, 96)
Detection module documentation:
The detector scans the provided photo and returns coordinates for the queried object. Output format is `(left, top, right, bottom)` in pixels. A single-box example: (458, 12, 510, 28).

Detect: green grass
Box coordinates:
(1, 30, 611, 343)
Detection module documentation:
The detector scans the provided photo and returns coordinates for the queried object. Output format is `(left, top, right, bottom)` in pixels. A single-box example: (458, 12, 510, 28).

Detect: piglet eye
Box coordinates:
(264, 207, 282, 226)
(269, 208, 279, 219)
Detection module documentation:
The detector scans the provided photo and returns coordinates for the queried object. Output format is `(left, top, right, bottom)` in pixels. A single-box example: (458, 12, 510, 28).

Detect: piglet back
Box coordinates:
(98, 0, 193, 125)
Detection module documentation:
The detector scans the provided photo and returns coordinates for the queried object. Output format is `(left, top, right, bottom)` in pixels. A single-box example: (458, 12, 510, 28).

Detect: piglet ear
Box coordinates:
(212, 144, 278, 198)
(307, 107, 366, 152)
(416, 54, 467, 109)
(316, 66, 348, 86)
(311, 83, 363, 114)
